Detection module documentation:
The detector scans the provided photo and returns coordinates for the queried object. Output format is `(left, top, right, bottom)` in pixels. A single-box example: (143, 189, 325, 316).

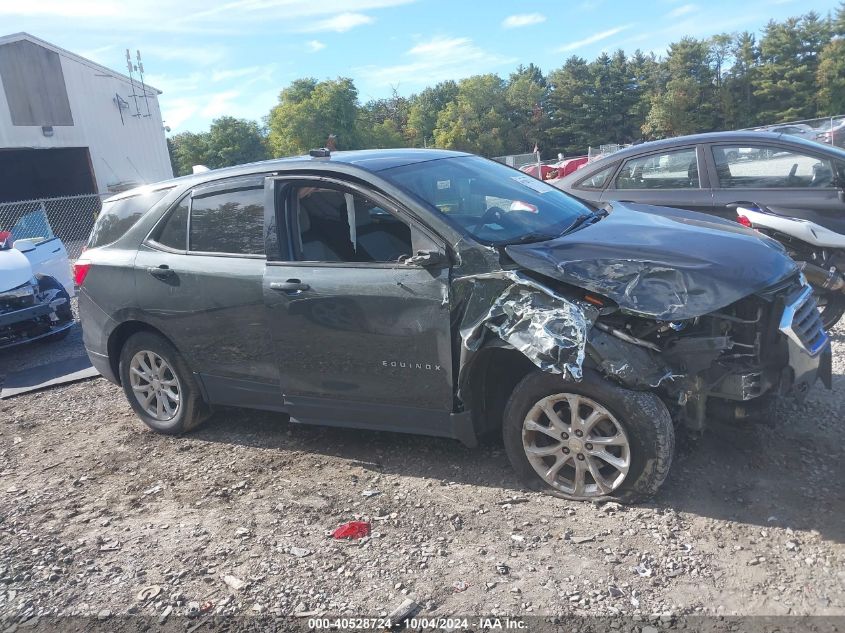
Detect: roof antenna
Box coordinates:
(136, 50, 151, 117)
(125, 49, 141, 117)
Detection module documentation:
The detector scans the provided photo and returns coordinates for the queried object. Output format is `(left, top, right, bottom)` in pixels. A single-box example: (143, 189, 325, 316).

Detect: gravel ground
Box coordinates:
(0, 320, 843, 630)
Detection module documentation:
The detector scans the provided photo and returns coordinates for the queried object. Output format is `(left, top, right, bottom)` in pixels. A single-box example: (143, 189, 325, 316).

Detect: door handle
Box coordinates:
(270, 279, 310, 292)
(147, 265, 176, 280)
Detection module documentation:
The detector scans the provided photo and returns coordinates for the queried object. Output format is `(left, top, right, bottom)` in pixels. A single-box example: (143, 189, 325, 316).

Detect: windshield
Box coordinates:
(381, 156, 593, 245)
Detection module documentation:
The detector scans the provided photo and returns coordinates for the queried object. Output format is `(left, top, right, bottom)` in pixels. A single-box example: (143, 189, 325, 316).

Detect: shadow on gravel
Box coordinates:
(190, 371, 845, 544)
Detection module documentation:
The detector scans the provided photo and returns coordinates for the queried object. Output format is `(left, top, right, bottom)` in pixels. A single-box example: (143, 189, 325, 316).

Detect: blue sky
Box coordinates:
(1, 0, 841, 133)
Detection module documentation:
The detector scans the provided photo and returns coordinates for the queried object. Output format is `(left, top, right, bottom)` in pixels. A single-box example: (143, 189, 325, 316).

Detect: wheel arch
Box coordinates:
(459, 343, 539, 439)
(107, 321, 179, 385)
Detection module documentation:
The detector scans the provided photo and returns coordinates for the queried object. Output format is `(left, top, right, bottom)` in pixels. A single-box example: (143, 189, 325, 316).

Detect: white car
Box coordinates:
(1, 209, 74, 349)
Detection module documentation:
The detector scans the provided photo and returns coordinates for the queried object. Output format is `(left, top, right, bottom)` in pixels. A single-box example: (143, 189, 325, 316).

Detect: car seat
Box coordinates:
(687, 161, 699, 187)
(811, 162, 833, 188)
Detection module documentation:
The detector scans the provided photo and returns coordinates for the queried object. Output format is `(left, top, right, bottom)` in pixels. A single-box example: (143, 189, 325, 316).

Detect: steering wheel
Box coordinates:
(472, 206, 508, 233)
(786, 163, 799, 185)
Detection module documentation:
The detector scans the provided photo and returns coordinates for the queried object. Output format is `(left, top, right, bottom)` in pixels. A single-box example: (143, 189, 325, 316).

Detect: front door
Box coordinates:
(600, 145, 714, 214)
(262, 177, 454, 432)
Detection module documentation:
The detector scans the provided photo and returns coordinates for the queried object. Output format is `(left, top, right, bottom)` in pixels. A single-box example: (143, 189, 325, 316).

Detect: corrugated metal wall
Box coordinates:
(0, 37, 173, 195)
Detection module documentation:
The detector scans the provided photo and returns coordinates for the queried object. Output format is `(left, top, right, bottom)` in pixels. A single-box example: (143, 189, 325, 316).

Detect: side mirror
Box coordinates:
(404, 249, 445, 268)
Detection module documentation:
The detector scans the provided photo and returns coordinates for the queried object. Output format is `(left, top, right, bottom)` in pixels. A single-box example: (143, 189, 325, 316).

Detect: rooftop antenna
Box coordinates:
(136, 50, 151, 117)
(125, 49, 141, 117)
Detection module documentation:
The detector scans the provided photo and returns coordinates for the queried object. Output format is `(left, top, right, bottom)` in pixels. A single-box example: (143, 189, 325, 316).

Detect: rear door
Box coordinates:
(600, 145, 714, 214)
(135, 176, 279, 402)
(705, 142, 845, 232)
(262, 175, 455, 433)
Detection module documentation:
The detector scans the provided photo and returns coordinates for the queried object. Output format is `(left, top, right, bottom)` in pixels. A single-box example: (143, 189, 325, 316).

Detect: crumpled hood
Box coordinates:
(0, 247, 34, 293)
(505, 202, 797, 321)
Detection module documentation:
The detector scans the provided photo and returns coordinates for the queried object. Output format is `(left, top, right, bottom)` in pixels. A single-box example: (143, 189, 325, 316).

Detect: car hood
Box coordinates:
(0, 247, 34, 292)
(505, 202, 797, 321)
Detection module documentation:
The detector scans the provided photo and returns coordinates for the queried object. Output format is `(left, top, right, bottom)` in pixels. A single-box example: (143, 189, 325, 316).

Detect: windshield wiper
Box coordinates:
(502, 231, 558, 245)
(563, 210, 605, 235)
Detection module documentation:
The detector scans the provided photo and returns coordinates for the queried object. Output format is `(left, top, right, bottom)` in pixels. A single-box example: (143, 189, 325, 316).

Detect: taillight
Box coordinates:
(73, 260, 91, 286)
(737, 215, 752, 228)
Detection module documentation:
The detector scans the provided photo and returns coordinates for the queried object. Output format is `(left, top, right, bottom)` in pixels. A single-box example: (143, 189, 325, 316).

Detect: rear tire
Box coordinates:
(502, 370, 674, 503)
(118, 331, 210, 434)
(816, 292, 845, 331)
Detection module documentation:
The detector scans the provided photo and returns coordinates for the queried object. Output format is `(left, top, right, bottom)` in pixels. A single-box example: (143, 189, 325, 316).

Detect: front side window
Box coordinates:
(294, 186, 412, 263)
(577, 164, 616, 190)
(712, 145, 837, 189)
(190, 186, 264, 255)
(381, 155, 590, 245)
(615, 148, 699, 190)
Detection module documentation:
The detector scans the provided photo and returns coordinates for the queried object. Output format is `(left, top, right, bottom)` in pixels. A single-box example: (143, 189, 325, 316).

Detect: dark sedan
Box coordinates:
(553, 131, 845, 235)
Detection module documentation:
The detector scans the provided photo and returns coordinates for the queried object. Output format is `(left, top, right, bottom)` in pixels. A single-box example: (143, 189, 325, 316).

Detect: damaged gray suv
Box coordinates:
(77, 149, 831, 502)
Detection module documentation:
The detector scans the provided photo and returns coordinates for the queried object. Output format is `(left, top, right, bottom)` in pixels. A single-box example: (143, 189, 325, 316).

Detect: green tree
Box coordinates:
(167, 118, 268, 176)
(627, 50, 662, 140)
(168, 131, 210, 177)
(205, 116, 268, 167)
(753, 14, 831, 121)
(546, 56, 594, 154)
(267, 77, 360, 156)
(504, 64, 549, 153)
(834, 1, 845, 36)
(817, 38, 845, 114)
(433, 74, 509, 155)
(406, 80, 458, 147)
(643, 37, 718, 138)
(723, 31, 759, 128)
(358, 90, 411, 148)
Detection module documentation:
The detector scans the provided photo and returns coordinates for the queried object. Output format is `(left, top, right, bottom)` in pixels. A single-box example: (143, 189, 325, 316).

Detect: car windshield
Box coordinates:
(381, 156, 592, 245)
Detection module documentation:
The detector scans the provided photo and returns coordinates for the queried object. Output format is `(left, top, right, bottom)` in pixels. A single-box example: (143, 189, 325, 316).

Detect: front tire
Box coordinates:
(119, 331, 210, 434)
(502, 370, 674, 503)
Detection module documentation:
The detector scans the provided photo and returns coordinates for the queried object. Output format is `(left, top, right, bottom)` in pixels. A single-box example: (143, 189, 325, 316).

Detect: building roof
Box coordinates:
(0, 32, 162, 94)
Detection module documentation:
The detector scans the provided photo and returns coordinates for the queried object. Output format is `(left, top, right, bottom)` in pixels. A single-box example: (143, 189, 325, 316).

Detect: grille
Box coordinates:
(779, 286, 828, 356)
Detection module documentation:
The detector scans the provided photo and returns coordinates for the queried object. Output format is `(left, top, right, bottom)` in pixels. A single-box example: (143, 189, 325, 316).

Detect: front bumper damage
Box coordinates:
(0, 295, 72, 350)
(455, 268, 828, 431)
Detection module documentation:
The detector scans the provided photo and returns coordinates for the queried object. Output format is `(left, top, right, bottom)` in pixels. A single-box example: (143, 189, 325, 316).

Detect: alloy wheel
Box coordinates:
(129, 350, 181, 421)
(522, 393, 630, 498)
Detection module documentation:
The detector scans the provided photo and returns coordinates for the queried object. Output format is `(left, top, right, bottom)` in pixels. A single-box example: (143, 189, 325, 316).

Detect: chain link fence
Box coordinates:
(0, 193, 104, 261)
(742, 114, 845, 148)
(492, 152, 547, 170)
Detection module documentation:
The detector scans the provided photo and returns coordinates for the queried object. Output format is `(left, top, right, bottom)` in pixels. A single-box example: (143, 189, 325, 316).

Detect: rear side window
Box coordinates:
(88, 189, 171, 249)
(152, 199, 189, 250)
(189, 186, 264, 255)
(577, 164, 616, 190)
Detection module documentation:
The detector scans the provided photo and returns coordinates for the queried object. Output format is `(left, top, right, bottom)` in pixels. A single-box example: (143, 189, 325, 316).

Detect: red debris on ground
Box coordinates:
(331, 521, 371, 539)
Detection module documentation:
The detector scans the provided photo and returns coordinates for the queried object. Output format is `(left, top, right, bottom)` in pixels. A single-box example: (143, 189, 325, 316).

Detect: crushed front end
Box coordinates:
(585, 272, 830, 430)
(0, 279, 74, 350)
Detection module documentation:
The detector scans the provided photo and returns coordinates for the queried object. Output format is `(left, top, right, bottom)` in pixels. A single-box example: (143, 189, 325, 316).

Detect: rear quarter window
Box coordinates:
(87, 188, 172, 249)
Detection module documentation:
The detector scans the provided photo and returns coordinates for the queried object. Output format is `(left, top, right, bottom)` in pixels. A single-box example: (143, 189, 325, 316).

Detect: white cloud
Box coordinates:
(306, 39, 326, 52)
(556, 24, 634, 52)
(357, 35, 516, 88)
(0, 0, 416, 34)
(667, 3, 698, 18)
(143, 46, 227, 67)
(300, 12, 374, 32)
(502, 13, 546, 29)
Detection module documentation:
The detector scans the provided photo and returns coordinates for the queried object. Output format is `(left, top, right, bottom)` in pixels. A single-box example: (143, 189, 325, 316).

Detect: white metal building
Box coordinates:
(0, 32, 173, 203)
